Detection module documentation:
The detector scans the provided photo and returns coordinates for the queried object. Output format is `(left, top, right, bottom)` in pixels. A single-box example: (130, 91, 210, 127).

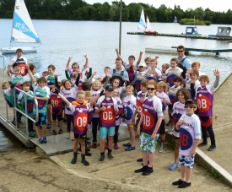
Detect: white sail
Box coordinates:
(138, 8, 146, 30)
(145, 16, 153, 32)
(11, 0, 40, 43)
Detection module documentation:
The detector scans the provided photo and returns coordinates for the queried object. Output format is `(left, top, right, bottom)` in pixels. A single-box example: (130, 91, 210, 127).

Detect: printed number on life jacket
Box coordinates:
(197, 96, 210, 112)
(75, 116, 88, 128)
(103, 111, 113, 121)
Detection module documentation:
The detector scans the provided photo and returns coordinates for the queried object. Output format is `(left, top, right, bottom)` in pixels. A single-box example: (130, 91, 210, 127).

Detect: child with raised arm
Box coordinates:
(172, 100, 201, 188)
(33, 77, 50, 144)
(196, 70, 220, 151)
(59, 91, 91, 166)
(95, 84, 119, 161)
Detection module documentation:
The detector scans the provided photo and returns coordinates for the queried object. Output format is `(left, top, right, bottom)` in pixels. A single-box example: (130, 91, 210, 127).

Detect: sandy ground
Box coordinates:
(0, 149, 146, 192)
(0, 147, 231, 192)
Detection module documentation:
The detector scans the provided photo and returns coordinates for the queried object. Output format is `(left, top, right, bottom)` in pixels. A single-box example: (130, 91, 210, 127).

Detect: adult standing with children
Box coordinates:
(177, 45, 192, 79)
(8, 48, 28, 77)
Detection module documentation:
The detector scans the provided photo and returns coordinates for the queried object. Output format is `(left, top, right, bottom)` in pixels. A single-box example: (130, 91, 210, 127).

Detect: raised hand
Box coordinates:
(213, 69, 220, 77)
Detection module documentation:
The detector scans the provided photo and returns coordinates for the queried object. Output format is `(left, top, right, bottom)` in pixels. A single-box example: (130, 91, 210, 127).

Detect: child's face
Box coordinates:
(185, 105, 195, 115)
(157, 86, 164, 93)
(190, 74, 198, 81)
(92, 82, 101, 90)
(200, 79, 208, 87)
(72, 64, 79, 72)
(126, 87, 133, 96)
(38, 81, 46, 88)
(105, 90, 112, 97)
(174, 81, 181, 87)
(48, 68, 55, 75)
(64, 81, 72, 90)
(104, 68, 111, 75)
(115, 59, 122, 69)
(4, 82, 10, 89)
(140, 85, 147, 93)
(42, 71, 48, 77)
(145, 59, 151, 67)
(113, 89, 119, 97)
(178, 92, 185, 103)
(192, 64, 200, 72)
(151, 60, 157, 68)
(14, 68, 20, 75)
(170, 61, 177, 68)
(162, 65, 167, 72)
(112, 79, 120, 88)
(76, 94, 85, 104)
(128, 57, 135, 65)
(23, 85, 30, 92)
(147, 85, 155, 96)
(138, 66, 145, 72)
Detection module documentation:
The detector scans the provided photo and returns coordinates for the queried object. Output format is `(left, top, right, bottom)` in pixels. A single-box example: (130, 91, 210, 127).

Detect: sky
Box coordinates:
(85, 0, 230, 12)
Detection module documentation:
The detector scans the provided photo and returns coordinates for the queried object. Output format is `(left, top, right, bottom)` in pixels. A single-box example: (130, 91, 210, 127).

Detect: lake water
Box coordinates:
(0, 19, 232, 149)
(0, 19, 232, 80)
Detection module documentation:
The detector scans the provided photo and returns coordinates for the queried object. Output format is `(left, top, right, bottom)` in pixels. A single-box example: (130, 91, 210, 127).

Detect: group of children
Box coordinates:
(2, 48, 220, 189)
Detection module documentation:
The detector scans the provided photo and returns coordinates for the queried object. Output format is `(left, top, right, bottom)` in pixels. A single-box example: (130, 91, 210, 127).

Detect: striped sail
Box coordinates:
(11, 0, 40, 43)
(138, 8, 146, 30)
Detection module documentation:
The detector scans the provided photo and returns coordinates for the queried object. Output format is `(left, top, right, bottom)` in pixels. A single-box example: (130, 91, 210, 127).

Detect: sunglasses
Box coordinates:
(147, 87, 155, 91)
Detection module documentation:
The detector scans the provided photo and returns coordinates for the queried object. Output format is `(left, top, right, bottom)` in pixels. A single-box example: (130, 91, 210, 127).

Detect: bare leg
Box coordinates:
(108, 136, 113, 150)
(35, 125, 41, 138)
(185, 167, 192, 183)
(148, 152, 154, 167)
(175, 139, 180, 163)
(130, 125, 136, 147)
(142, 152, 148, 166)
(100, 138, 106, 153)
(180, 165, 186, 181)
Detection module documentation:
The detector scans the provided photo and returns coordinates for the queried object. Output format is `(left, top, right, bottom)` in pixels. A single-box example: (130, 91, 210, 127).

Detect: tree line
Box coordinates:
(0, 0, 232, 24)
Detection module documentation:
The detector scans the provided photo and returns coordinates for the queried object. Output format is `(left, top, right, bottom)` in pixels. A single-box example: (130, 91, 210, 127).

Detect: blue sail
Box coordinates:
(12, 13, 40, 43)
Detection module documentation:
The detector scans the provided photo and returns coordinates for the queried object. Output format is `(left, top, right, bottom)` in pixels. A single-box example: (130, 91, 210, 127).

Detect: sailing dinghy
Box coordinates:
(1, 0, 41, 54)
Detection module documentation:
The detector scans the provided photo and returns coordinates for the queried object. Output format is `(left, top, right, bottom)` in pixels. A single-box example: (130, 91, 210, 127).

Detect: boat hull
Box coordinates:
(0, 47, 37, 54)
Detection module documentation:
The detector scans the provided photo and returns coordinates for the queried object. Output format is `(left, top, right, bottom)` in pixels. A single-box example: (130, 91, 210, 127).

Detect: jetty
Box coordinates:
(145, 47, 232, 56)
(127, 27, 232, 41)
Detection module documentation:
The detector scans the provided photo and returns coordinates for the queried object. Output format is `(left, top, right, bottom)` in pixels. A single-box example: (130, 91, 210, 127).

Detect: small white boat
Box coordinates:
(1, 0, 41, 54)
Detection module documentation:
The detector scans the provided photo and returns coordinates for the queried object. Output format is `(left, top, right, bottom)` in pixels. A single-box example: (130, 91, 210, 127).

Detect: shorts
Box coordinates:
(139, 132, 159, 153)
(100, 127, 115, 139)
(36, 113, 46, 126)
(159, 120, 165, 135)
(52, 111, 62, 121)
(74, 133, 86, 139)
(179, 155, 195, 169)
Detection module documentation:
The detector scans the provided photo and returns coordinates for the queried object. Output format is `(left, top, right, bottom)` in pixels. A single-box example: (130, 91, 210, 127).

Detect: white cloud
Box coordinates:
(85, 0, 230, 12)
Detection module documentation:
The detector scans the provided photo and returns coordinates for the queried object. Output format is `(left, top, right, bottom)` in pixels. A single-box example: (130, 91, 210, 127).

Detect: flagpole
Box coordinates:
(119, 0, 122, 55)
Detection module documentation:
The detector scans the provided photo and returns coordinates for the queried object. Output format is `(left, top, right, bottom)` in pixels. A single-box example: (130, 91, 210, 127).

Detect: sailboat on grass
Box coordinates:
(138, 8, 158, 35)
(1, 0, 41, 54)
